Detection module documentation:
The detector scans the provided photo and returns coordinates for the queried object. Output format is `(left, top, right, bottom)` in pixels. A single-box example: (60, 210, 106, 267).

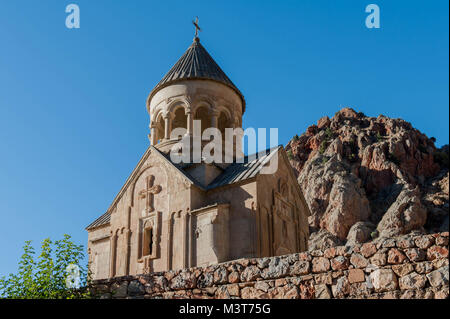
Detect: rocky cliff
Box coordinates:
(285, 107, 449, 250)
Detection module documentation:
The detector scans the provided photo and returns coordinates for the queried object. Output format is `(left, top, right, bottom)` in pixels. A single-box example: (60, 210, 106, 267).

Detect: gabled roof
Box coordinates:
(207, 146, 281, 189)
(149, 37, 245, 112)
(85, 211, 110, 231)
(86, 145, 198, 231)
(86, 146, 282, 231)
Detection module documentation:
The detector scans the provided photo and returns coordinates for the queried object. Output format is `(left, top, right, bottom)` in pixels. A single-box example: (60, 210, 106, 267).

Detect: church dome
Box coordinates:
(149, 37, 245, 112)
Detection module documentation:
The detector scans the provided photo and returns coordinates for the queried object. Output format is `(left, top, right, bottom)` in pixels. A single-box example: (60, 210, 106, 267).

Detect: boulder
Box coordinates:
(308, 229, 343, 251)
(377, 186, 427, 238)
(346, 222, 376, 244)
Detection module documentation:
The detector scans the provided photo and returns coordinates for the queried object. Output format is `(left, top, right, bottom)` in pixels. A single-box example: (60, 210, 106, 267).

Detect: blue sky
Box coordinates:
(0, 0, 448, 276)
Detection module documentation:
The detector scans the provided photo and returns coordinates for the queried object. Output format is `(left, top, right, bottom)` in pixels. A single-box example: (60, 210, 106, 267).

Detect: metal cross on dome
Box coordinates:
(192, 17, 201, 38)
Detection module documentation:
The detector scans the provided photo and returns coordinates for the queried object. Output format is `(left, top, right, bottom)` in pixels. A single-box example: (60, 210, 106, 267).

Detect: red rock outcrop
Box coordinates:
(286, 107, 448, 247)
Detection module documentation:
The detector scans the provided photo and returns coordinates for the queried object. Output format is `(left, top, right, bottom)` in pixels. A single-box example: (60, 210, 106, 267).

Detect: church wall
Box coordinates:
(163, 171, 192, 272)
(256, 151, 309, 258)
(87, 150, 311, 280)
(189, 204, 230, 268)
(87, 225, 111, 280)
(204, 181, 257, 261)
(127, 153, 193, 275)
(98, 150, 195, 278)
(190, 186, 208, 209)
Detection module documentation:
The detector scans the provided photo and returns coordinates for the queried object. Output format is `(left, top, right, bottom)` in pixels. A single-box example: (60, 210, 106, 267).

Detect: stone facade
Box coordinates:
(87, 147, 310, 279)
(90, 232, 449, 299)
(86, 37, 311, 280)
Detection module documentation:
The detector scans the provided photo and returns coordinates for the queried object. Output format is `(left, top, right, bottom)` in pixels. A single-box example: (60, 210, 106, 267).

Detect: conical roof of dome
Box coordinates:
(149, 37, 245, 111)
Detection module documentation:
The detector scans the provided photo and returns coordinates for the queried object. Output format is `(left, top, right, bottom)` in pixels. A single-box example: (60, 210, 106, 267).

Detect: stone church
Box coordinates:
(86, 34, 311, 280)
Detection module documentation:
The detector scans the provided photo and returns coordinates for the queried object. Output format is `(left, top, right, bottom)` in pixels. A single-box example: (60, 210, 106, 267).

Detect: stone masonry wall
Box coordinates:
(91, 232, 449, 299)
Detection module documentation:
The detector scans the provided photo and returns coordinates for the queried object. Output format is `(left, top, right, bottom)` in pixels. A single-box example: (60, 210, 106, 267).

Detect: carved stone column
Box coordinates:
(164, 115, 170, 140)
(210, 110, 219, 128)
(167, 212, 175, 270)
(150, 123, 157, 145)
(109, 232, 117, 278)
(183, 211, 189, 268)
(186, 111, 193, 136)
(125, 207, 132, 275)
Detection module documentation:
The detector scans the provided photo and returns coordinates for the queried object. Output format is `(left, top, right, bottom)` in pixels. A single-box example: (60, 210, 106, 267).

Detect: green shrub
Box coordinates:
(287, 150, 293, 160)
(0, 235, 91, 299)
(348, 153, 357, 162)
(370, 231, 379, 239)
(324, 127, 334, 140)
(319, 141, 328, 154)
(376, 132, 383, 142)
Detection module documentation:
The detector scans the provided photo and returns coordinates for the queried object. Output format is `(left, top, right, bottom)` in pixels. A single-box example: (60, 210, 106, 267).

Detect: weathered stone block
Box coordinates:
(415, 261, 434, 274)
(349, 282, 372, 297)
(261, 258, 289, 279)
(228, 271, 240, 283)
(240, 265, 261, 282)
(348, 269, 365, 283)
(426, 266, 449, 287)
(350, 253, 369, 268)
(397, 238, 415, 249)
(404, 248, 426, 262)
(436, 236, 449, 246)
(254, 281, 270, 292)
(314, 273, 333, 285)
(427, 246, 449, 260)
(414, 235, 435, 249)
(213, 266, 228, 284)
(370, 269, 398, 292)
(331, 256, 349, 271)
(360, 243, 377, 258)
(399, 272, 427, 290)
(382, 238, 396, 248)
(324, 247, 337, 259)
(314, 284, 332, 299)
(111, 281, 128, 298)
(128, 280, 145, 296)
(370, 251, 387, 266)
(392, 264, 414, 277)
(312, 257, 331, 273)
(387, 248, 407, 264)
(170, 271, 196, 290)
(197, 272, 214, 288)
(227, 284, 240, 296)
(289, 260, 310, 276)
(331, 277, 350, 298)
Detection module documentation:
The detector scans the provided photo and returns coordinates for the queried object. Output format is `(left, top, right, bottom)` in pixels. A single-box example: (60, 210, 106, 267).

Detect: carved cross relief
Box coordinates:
(272, 191, 297, 255)
(138, 175, 161, 213)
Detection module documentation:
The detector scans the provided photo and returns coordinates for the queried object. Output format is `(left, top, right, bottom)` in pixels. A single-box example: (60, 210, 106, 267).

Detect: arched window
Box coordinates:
(217, 112, 231, 138)
(156, 116, 165, 143)
(194, 106, 210, 136)
(172, 107, 187, 131)
(143, 227, 154, 257)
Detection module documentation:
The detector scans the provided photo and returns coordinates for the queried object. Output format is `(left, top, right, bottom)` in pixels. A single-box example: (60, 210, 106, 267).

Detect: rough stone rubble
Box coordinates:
(91, 232, 449, 299)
